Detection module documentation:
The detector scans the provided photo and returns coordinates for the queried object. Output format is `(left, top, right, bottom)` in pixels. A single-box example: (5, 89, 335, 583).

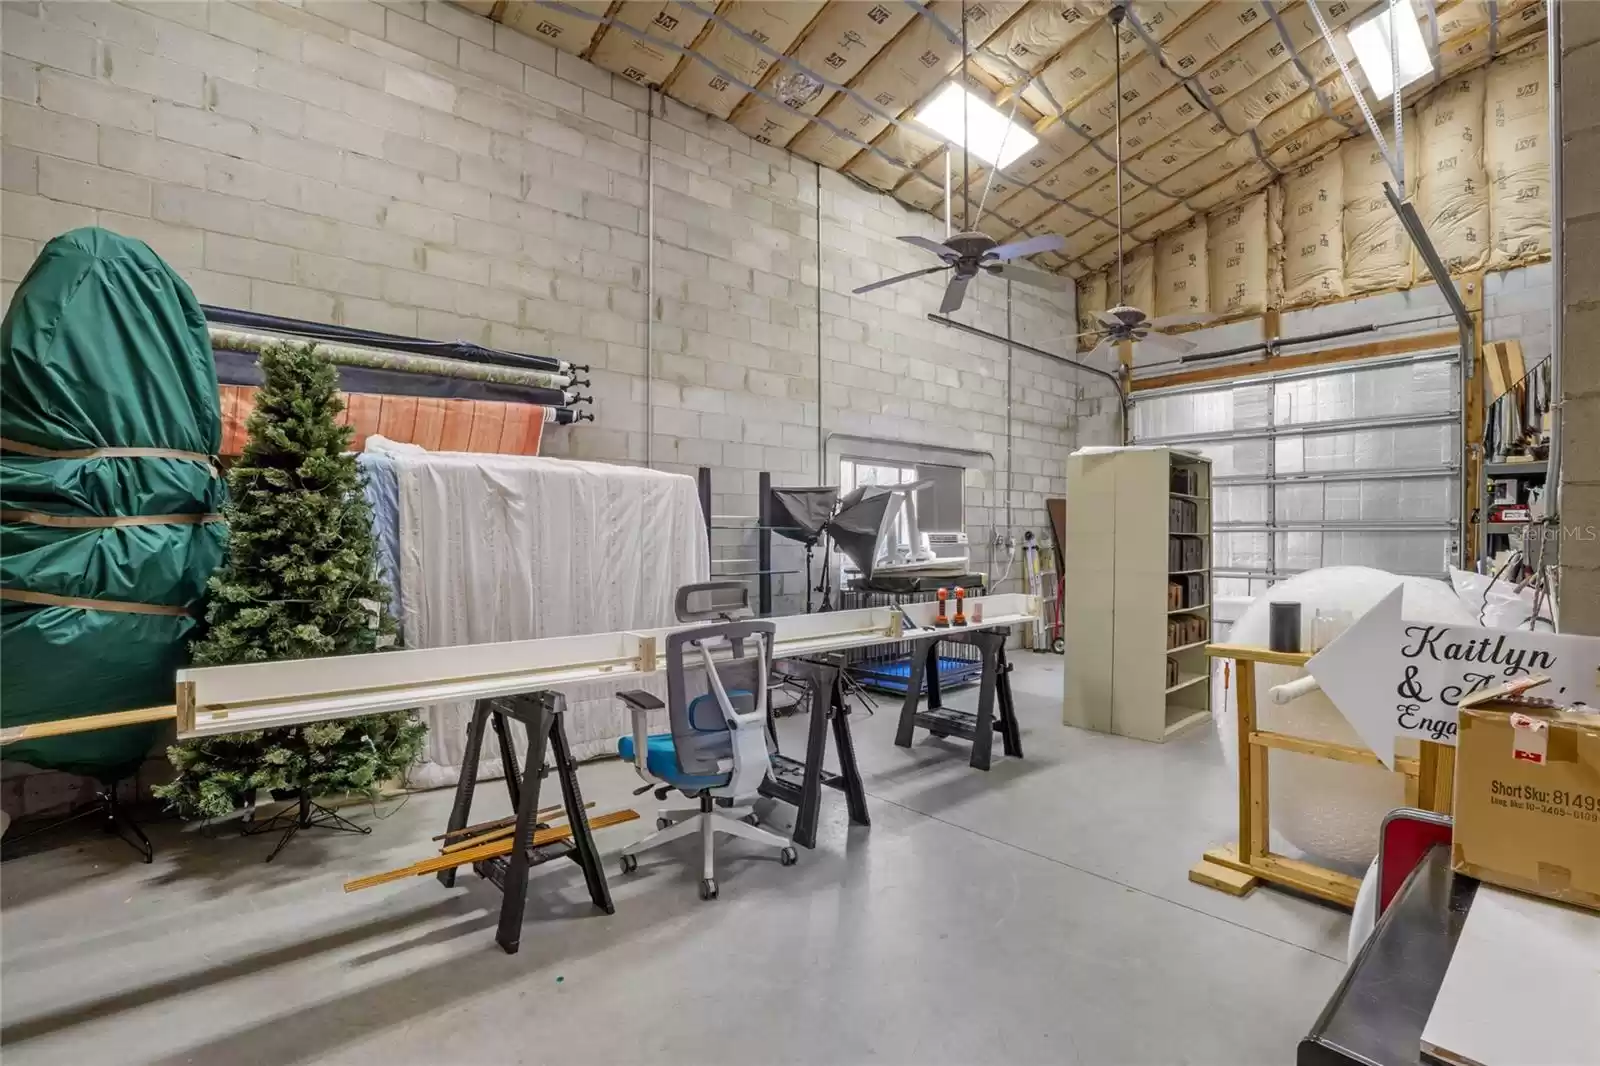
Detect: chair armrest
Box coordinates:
(617, 689, 664, 711)
(617, 690, 661, 785)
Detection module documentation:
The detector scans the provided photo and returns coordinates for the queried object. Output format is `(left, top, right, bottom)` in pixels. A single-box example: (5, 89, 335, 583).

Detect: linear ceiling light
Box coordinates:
(914, 82, 1038, 169)
(1347, 0, 1433, 99)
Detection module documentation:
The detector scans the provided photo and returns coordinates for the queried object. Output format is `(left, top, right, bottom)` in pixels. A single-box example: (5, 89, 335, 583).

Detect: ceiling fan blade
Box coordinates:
(899, 235, 959, 259)
(1082, 337, 1115, 363)
(1137, 330, 1198, 356)
(939, 273, 972, 314)
(988, 233, 1066, 261)
(852, 264, 950, 296)
(1149, 311, 1216, 329)
(990, 263, 1072, 291)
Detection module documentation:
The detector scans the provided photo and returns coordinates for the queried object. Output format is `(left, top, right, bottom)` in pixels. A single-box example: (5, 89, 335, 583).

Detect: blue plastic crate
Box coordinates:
(852, 654, 984, 695)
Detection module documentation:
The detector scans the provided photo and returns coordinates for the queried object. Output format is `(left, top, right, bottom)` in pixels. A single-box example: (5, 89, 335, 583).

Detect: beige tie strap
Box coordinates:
(0, 436, 219, 475)
(0, 509, 223, 528)
(0, 588, 195, 617)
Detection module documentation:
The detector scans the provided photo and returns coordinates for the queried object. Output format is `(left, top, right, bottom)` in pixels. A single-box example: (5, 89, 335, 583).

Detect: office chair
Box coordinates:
(615, 618, 797, 900)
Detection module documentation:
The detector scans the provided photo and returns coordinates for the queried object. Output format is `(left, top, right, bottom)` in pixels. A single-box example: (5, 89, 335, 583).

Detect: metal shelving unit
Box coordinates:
(1063, 447, 1213, 743)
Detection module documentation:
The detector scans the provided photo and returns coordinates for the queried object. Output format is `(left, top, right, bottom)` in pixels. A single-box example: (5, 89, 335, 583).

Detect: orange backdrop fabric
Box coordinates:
(218, 385, 545, 457)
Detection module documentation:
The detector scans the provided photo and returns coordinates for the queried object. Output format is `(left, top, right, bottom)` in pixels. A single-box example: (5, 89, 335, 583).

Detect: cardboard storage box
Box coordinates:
(1452, 678, 1600, 912)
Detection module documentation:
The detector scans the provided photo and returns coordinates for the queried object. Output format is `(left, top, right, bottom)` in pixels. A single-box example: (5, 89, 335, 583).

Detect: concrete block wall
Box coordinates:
(0, 0, 1115, 813)
(1558, 3, 1600, 635)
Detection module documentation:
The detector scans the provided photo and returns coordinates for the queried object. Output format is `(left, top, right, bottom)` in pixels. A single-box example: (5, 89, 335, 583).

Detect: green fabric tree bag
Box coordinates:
(1, 228, 225, 780)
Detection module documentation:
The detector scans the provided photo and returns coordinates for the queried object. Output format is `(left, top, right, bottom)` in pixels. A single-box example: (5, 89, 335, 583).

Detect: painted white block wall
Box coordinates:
(0, 0, 1118, 610)
(0, 0, 1117, 812)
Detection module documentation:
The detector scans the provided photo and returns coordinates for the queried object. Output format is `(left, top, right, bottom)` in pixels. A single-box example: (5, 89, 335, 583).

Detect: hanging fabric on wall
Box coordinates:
(365, 438, 710, 786)
(1483, 356, 1551, 461)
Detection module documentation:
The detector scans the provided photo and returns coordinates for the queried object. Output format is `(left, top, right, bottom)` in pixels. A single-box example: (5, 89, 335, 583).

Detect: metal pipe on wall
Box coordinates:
(1005, 280, 1014, 534)
(645, 88, 657, 469)
(1547, 0, 1564, 534)
(815, 161, 824, 480)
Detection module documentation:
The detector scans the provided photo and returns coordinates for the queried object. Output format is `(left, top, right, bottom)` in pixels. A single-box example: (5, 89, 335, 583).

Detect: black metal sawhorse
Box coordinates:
(438, 691, 614, 954)
(894, 628, 1022, 771)
(759, 655, 871, 849)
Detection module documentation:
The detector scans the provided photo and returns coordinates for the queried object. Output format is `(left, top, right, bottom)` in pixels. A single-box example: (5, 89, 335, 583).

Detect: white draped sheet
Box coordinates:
(367, 439, 708, 788)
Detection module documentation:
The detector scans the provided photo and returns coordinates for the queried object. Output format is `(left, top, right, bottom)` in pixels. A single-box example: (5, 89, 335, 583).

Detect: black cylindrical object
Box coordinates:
(1269, 601, 1302, 653)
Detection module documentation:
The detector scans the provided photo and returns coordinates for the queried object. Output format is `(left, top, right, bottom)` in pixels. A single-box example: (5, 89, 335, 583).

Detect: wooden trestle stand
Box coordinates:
(1189, 643, 1455, 908)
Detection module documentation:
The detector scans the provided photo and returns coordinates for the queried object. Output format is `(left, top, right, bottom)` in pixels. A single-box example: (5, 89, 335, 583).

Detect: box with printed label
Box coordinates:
(1451, 677, 1600, 912)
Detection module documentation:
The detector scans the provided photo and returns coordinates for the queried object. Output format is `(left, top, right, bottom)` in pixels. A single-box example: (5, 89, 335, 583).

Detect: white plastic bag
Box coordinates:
(1449, 567, 1555, 631)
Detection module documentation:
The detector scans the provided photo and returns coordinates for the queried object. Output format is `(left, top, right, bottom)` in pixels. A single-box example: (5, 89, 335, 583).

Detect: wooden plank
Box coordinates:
(1239, 661, 1270, 860)
(1203, 845, 1360, 908)
(433, 803, 571, 842)
(1189, 856, 1258, 896)
(0, 705, 176, 745)
(1417, 740, 1456, 814)
(1132, 331, 1458, 392)
(344, 808, 640, 892)
(440, 802, 594, 853)
(1205, 642, 1313, 667)
(376, 395, 419, 443)
(1250, 729, 1386, 767)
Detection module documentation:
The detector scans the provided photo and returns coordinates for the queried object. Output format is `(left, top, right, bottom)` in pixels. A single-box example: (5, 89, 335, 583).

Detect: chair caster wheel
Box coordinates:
(620, 854, 637, 874)
(654, 787, 671, 802)
(779, 847, 798, 867)
(656, 817, 672, 830)
(699, 877, 718, 901)
(744, 812, 760, 826)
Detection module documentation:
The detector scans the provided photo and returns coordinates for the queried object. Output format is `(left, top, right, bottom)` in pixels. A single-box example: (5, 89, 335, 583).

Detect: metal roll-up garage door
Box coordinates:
(1129, 348, 1463, 637)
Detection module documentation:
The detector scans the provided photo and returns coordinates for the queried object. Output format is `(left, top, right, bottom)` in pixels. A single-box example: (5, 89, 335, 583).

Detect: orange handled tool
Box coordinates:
(953, 587, 966, 626)
(934, 587, 950, 627)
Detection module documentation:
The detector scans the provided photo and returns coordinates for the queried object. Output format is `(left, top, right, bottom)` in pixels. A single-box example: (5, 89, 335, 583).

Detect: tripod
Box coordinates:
(1, 782, 153, 864)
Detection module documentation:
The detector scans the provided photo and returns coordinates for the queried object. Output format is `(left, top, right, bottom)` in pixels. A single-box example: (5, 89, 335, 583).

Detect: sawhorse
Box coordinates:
(759, 654, 871, 849)
(438, 691, 614, 954)
(895, 628, 1022, 770)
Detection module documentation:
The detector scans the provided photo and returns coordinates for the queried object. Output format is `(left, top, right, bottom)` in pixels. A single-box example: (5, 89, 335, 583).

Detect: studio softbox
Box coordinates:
(825, 487, 900, 582)
(767, 486, 838, 545)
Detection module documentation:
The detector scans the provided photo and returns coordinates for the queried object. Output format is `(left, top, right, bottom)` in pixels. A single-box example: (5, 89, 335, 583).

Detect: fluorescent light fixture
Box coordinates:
(914, 83, 1037, 169)
(1347, 0, 1433, 99)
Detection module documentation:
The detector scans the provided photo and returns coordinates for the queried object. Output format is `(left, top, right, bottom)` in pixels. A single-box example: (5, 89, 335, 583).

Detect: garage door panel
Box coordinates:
(1130, 348, 1464, 584)
(1278, 530, 1456, 575)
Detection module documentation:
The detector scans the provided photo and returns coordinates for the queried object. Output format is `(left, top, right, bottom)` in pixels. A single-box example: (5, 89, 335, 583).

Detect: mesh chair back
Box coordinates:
(665, 620, 774, 776)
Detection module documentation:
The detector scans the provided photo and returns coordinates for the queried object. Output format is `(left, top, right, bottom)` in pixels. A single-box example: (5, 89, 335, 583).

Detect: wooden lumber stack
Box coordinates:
(344, 803, 638, 893)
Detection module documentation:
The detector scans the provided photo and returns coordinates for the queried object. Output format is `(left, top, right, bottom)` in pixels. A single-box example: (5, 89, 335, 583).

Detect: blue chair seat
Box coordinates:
(617, 732, 729, 792)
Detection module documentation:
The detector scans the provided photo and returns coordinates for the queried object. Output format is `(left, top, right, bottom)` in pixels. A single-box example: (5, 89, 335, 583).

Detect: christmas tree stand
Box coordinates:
(2, 783, 154, 864)
(243, 790, 370, 862)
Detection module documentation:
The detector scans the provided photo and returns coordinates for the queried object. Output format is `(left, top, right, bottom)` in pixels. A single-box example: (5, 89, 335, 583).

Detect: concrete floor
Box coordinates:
(1, 658, 1349, 1065)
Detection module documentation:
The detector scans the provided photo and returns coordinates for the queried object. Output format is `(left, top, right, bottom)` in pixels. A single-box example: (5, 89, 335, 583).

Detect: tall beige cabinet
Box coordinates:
(1063, 447, 1213, 743)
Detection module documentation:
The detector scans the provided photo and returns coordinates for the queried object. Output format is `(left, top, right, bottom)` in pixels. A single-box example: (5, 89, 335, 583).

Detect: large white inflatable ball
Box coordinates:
(1212, 567, 1475, 870)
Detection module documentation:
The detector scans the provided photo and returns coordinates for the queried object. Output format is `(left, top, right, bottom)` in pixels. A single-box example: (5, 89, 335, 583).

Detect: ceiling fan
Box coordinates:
(851, 0, 1069, 314)
(1077, 2, 1209, 361)
(855, 232, 1072, 314)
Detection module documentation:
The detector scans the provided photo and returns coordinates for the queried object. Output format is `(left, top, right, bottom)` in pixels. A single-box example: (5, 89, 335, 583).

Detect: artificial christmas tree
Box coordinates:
(156, 341, 424, 858)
